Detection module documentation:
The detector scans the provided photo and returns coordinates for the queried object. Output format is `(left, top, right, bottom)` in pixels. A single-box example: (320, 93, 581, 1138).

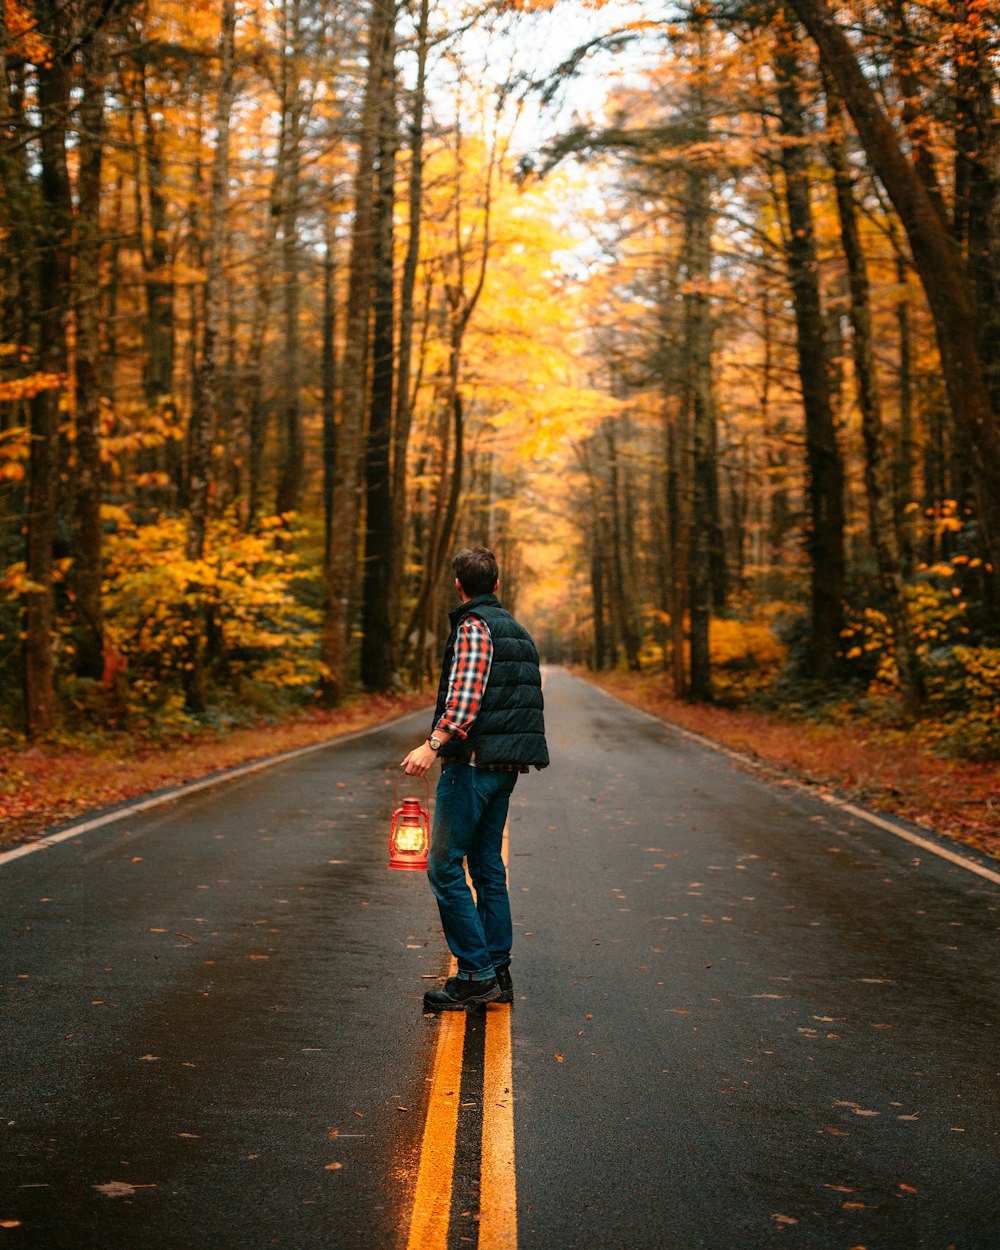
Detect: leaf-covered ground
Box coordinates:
(0, 693, 429, 848)
(583, 671, 1000, 861)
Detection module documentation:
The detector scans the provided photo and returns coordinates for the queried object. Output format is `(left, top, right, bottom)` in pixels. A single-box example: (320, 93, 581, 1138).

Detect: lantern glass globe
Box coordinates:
(395, 823, 426, 853)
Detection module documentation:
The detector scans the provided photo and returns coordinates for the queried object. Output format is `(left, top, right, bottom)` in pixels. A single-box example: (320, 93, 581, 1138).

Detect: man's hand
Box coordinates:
(401, 741, 437, 778)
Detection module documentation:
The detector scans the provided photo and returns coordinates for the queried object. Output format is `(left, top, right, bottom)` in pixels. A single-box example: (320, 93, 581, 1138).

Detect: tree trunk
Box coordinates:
(785, 0, 1000, 599)
(24, 8, 72, 737)
(274, 0, 305, 518)
(321, 0, 394, 705)
(73, 19, 109, 681)
(893, 251, 916, 574)
(185, 0, 237, 711)
(360, 13, 398, 690)
(774, 39, 846, 679)
(826, 86, 924, 714)
(684, 157, 715, 702)
(321, 210, 338, 567)
(390, 0, 429, 668)
(604, 421, 641, 671)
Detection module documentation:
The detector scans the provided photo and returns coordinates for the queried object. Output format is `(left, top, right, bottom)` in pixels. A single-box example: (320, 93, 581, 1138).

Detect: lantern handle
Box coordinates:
(393, 769, 430, 808)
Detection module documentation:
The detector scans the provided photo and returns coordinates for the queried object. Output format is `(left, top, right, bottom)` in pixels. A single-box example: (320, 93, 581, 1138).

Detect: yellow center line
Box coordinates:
(480, 817, 517, 1247)
(480, 1004, 517, 1248)
(406, 982, 465, 1250)
(407, 820, 518, 1249)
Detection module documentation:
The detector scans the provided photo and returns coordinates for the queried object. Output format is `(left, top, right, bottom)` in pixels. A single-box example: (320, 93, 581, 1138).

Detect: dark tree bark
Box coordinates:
(683, 152, 716, 702)
(73, 17, 110, 681)
(390, 0, 429, 666)
(604, 421, 641, 671)
(774, 38, 846, 679)
(137, 58, 175, 409)
(826, 86, 924, 714)
(24, 4, 72, 736)
(185, 0, 237, 711)
(893, 251, 916, 574)
(360, 11, 398, 691)
(274, 0, 305, 518)
(321, 0, 395, 705)
(321, 210, 338, 567)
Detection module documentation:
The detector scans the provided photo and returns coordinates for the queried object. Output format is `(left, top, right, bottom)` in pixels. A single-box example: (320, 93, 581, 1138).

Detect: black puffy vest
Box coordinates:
(433, 594, 549, 769)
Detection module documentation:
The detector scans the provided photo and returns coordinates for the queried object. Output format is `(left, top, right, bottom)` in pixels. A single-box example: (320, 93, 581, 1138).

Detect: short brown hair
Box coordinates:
(453, 546, 499, 597)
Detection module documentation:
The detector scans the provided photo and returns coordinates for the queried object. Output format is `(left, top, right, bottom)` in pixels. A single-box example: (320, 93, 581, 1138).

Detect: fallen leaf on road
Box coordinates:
(0, 1221, 23, 1229)
(93, 1182, 156, 1198)
(843, 1202, 867, 1209)
(131, 857, 143, 863)
(325, 1162, 342, 1171)
(897, 1114, 919, 1121)
(771, 1213, 797, 1225)
(328, 1129, 339, 1140)
(176, 1133, 199, 1139)
(139, 1055, 159, 1061)
(752, 994, 787, 1000)
(851, 1109, 879, 1117)
(554, 1054, 564, 1063)
(899, 1184, 918, 1194)
(823, 1185, 855, 1193)
(823, 1127, 848, 1136)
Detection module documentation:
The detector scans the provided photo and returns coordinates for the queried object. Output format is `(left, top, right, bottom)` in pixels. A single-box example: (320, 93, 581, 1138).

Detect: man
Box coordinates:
(401, 546, 549, 1012)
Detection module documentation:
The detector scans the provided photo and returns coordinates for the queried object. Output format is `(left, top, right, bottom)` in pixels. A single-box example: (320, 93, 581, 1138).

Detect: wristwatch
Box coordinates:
(428, 735, 443, 752)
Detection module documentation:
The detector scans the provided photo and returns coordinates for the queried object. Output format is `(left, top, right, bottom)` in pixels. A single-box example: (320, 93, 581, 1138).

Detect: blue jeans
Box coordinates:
(427, 761, 518, 980)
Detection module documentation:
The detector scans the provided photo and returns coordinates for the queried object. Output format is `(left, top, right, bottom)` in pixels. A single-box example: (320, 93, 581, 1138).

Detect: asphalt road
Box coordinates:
(2, 668, 998, 1249)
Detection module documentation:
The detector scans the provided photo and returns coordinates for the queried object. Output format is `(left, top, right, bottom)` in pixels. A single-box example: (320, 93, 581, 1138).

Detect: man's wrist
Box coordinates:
(428, 735, 442, 752)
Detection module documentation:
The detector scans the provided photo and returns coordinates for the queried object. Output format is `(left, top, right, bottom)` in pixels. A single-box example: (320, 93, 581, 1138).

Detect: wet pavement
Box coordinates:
(1, 668, 998, 1248)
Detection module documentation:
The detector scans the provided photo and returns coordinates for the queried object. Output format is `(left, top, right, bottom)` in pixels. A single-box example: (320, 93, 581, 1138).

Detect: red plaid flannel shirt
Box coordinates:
(435, 616, 526, 771)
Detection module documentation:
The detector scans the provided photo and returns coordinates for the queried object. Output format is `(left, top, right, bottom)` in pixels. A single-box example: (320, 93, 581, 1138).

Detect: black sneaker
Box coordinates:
(423, 975, 500, 1013)
(495, 965, 513, 1003)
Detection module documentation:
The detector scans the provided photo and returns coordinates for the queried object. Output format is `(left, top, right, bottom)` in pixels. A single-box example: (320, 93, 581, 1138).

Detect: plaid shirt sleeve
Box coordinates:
(435, 616, 493, 739)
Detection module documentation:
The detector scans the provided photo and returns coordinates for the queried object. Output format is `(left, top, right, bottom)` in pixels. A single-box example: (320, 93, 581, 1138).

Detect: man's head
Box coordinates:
(453, 546, 499, 599)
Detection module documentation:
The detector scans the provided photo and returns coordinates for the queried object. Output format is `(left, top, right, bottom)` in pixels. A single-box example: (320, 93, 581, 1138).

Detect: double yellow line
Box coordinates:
(406, 817, 518, 1249)
(405, 999, 516, 1250)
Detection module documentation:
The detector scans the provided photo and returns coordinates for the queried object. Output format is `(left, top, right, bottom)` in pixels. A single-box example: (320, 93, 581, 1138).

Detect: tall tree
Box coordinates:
(825, 85, 924, 714)
(73, 11, 110, 681)
(785, 0, 1000, 600)
(185, 0, 237, 709)
(360, 8, 398, 690)
(23, 0, 72, 735)
(774, 35, 846, 678)
(321, 0, 395, 704)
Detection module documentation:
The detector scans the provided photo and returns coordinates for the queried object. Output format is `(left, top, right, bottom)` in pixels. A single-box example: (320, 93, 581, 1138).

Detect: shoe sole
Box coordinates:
(496, 989, 513, 1004)
(423, 985, 502, 1013)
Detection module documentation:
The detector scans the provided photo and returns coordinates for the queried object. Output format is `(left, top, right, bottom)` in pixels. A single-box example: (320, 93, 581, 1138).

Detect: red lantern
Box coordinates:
(388, 775, 430, 871)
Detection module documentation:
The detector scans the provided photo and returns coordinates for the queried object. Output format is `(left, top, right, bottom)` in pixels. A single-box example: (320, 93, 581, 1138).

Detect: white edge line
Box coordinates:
(0, 706, 428, 869)
(585, 679, 1000, 889)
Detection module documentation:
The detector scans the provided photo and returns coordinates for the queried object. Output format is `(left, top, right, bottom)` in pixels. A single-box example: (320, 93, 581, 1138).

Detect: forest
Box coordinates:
(1, 0, 998, 765)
